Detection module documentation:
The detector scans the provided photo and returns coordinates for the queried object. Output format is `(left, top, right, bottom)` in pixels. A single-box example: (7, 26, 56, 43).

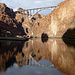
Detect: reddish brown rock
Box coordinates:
(16, 8, 29, 22)
(17, 8, 29, 14)
(0, 3, 15, 18)
(34, 13, 45, 19)
(22, 19, 33, 37)
(0, 14, 17, 27)
(15, 14, 24, 23)
(22, 13, 45, 37)
(0, 0, 75, 38)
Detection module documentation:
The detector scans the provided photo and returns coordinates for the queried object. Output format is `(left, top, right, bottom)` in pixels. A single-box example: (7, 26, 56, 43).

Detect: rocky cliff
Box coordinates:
(0, 3, 26, 37)
(0, 0, 75, 38)
(22, 13, 45, 37)
(32, 0, 75, 37)
(0, 3, 45, 37)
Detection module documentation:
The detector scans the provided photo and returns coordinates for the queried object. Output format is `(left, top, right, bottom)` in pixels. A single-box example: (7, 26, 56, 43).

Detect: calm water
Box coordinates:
(0, 38, 75, 75)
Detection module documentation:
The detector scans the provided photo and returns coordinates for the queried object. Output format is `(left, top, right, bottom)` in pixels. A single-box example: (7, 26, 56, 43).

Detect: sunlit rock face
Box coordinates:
(0, 3, 16, 27)
(32, 0, 75, 37)
(22, 13, 45, 37)
(15, 8, 29, 23)
(0, 3, 15, 18)
(15, 14, 24, 23)
(0, 3, 28, 37)
(0, 3, 26, 37)
(22, 19, 33, 37)
(17, 8, 29, 14)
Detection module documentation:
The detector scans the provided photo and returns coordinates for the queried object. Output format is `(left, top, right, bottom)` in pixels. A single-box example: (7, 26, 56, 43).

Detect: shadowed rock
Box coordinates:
(62, 28, 75, 39)
(41, 33, 48, 43)
(0, 3, 26, 37)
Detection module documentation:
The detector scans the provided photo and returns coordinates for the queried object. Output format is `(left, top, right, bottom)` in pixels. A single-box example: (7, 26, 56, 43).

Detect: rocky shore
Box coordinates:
(0, 0, 75, 38)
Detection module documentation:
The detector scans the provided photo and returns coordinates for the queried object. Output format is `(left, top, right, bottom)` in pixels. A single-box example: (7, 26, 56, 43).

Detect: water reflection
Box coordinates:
(63, 39, 75, 47)
(0, 41, 25, 71)
(0, 38, 75, 75)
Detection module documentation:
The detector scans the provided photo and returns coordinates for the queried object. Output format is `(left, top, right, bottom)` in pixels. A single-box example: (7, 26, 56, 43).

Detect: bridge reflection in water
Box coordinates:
(16, 55, 55, 69)
(0, 38, 75, 75)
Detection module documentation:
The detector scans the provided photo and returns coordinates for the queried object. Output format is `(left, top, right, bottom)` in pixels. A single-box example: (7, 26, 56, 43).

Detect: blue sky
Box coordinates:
(0, 0, 65, 15)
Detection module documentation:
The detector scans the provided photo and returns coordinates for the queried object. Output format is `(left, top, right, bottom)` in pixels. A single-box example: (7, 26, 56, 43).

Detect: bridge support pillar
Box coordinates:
(23, 11, 25, 19)
(29, 10, 31, 18)
(33, 10, 34, 15)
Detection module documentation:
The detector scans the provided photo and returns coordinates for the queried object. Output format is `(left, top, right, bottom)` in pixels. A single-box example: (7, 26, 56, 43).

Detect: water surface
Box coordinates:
(0, 38, 75, 75)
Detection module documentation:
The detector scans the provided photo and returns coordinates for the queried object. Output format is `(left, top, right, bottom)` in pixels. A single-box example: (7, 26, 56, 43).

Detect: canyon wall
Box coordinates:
(0, 3, 26, 37)
(0, 0, 75, 38)
(32, 0, 75, 37)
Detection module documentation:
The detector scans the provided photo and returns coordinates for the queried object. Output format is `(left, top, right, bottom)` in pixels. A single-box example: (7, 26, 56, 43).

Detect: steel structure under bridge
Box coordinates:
(15, 6, 56, 20)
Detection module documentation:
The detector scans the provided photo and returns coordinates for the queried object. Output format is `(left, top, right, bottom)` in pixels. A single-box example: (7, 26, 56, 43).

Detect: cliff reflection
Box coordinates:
(63, 39, 75, 47)
(32, 39, 75, 75)
(0, 39, 75, 75)
(0, 41, 25, 71)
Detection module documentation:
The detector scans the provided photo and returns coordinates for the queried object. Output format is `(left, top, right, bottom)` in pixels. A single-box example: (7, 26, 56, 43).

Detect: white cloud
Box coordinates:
(34, 1, 42, 4)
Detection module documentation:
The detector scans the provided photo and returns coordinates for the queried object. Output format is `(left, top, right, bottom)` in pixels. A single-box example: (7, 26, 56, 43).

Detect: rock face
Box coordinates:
(0, 3, 16, 27)
(0, 3, 26, 37)
(32, 0, 75, 37)
(0, 0, 75, 38)
(0, 3, 15, 18)
(17, 8, 29, 14)
(16, 8, 29, 23)
(22, 13, 45, 37)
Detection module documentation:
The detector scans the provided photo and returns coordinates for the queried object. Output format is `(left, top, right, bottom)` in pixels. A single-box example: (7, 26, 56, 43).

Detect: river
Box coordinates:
(0, 38, 75, 75)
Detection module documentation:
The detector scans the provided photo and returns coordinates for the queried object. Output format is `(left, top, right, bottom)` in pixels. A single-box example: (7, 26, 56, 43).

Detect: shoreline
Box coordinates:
(0, 36, 75, 41)
(0, 37, 29, 41)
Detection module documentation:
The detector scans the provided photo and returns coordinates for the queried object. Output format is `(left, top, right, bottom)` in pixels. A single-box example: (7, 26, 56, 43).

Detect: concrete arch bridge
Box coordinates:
(16, 6, 56, 20)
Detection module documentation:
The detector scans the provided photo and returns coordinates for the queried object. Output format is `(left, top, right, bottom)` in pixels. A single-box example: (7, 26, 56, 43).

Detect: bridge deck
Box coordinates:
(25, 6, 56, 10)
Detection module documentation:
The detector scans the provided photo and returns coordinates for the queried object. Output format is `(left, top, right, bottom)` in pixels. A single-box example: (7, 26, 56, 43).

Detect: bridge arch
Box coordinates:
(29, 6, 56, 19)
(16, 6, 56, 20)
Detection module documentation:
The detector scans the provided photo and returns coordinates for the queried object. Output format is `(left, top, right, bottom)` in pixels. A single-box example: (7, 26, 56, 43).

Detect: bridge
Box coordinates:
(15, 6, 56, 20)
(16, 55, 56, 69)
